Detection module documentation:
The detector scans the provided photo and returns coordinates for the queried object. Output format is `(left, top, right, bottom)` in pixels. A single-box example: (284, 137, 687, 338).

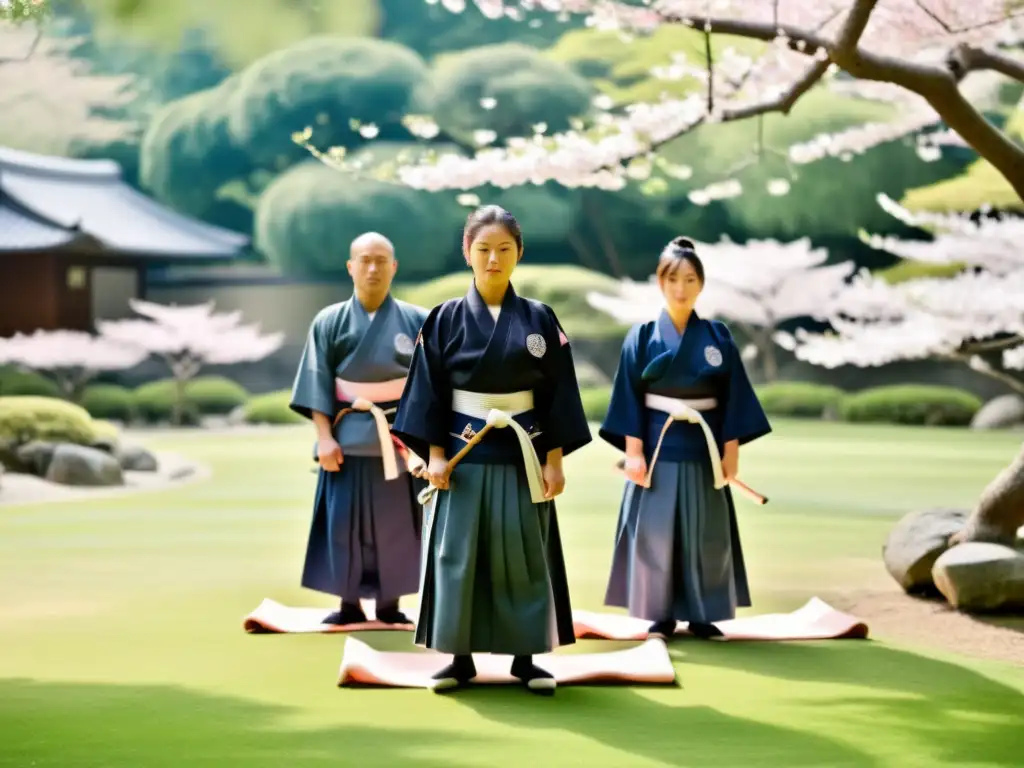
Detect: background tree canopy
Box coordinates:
(4, 0, 991, 283)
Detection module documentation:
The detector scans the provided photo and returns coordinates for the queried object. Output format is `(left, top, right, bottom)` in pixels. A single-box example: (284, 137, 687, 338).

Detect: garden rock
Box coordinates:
(0, 439, 28, 473)
(932, 542, 1024, 612)
(227, 405, 248, 426)
(15, 441, 57, 476)
(45, 444, 124, 487)
(117, 444, 158, 472)
(882, 507, 970, 593)
(90, 436, 119, 455)
(971, 394, 1024, 430)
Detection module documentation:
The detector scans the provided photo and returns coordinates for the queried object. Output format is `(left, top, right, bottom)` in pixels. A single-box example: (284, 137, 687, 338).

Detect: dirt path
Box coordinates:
(829, 588, 1024, 666)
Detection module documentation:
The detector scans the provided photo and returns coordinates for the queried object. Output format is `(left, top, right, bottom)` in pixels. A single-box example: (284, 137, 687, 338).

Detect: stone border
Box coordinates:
(0, 451, 211, 507)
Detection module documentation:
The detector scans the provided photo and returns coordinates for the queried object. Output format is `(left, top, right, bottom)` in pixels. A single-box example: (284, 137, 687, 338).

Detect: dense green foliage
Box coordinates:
(0, 396, 99, 446)
(839, 385, 984, 427)
(21, 0, 985, 283)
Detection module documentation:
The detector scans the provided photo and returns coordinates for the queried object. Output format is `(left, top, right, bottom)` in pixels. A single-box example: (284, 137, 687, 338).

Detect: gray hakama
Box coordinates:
(599, 310, 771, 626)
(415, 463, 574, 655)
(290, 294, 429, 605)
(392, 282, 591, 656)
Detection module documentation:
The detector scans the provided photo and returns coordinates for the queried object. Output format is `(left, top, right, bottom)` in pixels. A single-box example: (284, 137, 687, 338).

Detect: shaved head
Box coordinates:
(350, 231, 394, 259)
(347, 231, 398, 307)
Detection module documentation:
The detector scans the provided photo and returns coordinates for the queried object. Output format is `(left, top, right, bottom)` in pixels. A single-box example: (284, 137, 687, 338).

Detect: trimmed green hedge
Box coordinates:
(580, 386, 612, 423)
(0, 366, 62, 398)
(756, 381, 847, 419)
(0, 396, 98, 446)
(839, 384, 983, 426)
(80, 384, 136, 422)
(242, 390, 305, 425)
(131, 376, 250, 424)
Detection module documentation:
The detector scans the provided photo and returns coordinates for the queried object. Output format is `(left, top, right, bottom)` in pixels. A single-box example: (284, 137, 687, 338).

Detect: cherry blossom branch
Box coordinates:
(949, 44, 1024, 83)
(720, 60, 831, 122)
(949, 351, 1024, 396)
(354, 0, 1024, 198)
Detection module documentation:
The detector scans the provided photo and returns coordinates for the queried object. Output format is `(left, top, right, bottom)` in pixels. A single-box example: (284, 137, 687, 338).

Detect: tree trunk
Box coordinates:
(758, 330, 778, 382)
(172, 376, 187, 427)
(950, 443, 1024, 545)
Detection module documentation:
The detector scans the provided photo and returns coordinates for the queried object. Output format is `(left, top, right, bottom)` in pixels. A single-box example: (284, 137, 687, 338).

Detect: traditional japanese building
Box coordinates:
(0, 146, 249, 337)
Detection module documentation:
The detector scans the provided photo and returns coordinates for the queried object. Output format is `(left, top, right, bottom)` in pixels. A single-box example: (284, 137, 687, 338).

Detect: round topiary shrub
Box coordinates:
(132, 380, 198, 425)
(579, 386, 612, 423)
(756, 381, 847, 419)
(242, 390, 305, 425)
(185, 376, 250, 415)
(0, 396, 98, 446)
(0, 366, 62, 398)
(79, 383, 136, 422)
(839, 384, 983, 426)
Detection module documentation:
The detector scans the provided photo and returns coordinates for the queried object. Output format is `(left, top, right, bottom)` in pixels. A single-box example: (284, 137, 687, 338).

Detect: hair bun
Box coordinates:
(671, 236, 696, 250)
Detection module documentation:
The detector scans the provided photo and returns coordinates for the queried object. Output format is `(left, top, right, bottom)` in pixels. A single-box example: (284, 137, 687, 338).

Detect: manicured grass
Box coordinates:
(1, 420, 1022, 767)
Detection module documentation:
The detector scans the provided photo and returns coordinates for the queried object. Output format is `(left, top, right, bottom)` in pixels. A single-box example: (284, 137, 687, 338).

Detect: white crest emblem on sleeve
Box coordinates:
(704, 345, 723, 367)
(526, 333, 547, 358)
(394, 333, 414, 356)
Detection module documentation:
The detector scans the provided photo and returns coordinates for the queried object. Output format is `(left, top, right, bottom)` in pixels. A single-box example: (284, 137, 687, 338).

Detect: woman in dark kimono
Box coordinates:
(391, 205, 591, 694)
(599, 236, 771, 640)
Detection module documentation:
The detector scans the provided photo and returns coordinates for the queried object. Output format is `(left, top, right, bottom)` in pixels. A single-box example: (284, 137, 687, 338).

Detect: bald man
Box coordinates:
(289, 232, 430, 626)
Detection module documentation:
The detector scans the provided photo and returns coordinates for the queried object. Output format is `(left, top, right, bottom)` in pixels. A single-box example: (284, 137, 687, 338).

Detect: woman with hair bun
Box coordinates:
(392, 204, 591, 694)
(597, 235, 771, 640)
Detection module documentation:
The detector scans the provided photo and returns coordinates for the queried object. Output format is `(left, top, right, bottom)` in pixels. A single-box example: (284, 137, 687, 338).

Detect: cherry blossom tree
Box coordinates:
(585, 237, 855, 380)
(97, 299, 284, 425)
(782, 193, 1024, 396)
(302, 1, 1024, 202)
(0, 329, 149, 400)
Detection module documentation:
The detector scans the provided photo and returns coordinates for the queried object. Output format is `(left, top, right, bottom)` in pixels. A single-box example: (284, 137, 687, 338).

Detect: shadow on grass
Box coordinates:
(449, 684, 876, 767)
(669, 638, 1023, 766)
(0, 678, 463, 768)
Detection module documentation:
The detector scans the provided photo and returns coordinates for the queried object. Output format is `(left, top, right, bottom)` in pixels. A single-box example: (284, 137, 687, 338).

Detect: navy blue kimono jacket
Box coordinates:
(599, 309, 771, 463)
(391, 281, 592, 467)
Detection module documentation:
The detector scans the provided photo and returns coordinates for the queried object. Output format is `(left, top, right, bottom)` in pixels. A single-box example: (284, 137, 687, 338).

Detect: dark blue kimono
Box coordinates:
(599, 309, 771, 624)
(290, 293, 428, 604)
(391, 280, 591, 655)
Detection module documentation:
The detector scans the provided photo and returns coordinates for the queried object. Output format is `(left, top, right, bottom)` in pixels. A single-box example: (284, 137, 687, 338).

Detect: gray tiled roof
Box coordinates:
(0, 146, 249, 258)
(0, 197, 77, 251)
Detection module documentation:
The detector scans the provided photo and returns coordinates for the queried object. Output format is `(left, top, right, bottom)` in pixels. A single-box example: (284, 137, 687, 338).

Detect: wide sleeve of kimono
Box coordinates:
(534, 306, 592, 459)
(716, 321, 772, 446)
(288, 309, 337, 421)
(597, 322, 646, 452)
(391, 306, 451, 460)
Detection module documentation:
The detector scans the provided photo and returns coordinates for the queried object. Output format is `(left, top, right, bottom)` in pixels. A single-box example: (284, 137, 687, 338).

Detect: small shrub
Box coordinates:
(579, 386, 611, 423)
(839, 384, 983, 426)
(243, 390, 305, 425)
(185, 376, 250, 415)
(80, 383, 136, 422)
(756, 381, 847, 419)
(90, 419, 122, 451)
(0, 396, 97, 445)
(132, 376, 250, 423)
(0, 366, 62, 398)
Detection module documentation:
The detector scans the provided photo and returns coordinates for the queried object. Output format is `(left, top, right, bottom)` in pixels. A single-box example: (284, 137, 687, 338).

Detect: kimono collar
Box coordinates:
(352, 292, 393, 328)
(466, 278, 517, 328)
(657, 307, 699, 345)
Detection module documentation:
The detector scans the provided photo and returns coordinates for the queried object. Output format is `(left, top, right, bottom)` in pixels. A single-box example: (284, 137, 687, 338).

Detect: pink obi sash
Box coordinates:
(334, 377, 407, 404)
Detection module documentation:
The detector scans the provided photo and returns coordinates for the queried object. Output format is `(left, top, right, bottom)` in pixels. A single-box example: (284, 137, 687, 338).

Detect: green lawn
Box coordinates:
(1, 420, 1022, 767)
